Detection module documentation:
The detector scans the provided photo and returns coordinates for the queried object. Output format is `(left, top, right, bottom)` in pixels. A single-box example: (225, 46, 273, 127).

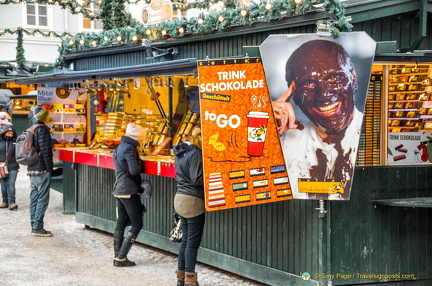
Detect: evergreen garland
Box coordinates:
(1, 0, 353, 69)
(99, 0, 114, 30)
(16, 29, 26, 68)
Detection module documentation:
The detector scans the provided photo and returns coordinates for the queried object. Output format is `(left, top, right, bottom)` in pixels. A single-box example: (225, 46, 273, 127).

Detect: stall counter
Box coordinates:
(54, 148, 175, 178)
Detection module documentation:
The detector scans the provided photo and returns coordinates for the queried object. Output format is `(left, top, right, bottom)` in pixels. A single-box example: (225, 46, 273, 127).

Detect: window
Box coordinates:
(26, 3, 48, 27)
(82, 1, 102, 31)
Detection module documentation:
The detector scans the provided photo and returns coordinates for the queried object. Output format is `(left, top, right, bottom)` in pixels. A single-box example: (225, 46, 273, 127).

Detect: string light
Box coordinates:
(1, 0, 351, 68)
(116, 35, 122, 42)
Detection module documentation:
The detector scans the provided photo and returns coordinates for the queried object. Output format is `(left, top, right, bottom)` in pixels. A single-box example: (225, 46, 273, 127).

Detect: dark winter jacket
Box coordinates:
(173, 141, 204, 199)
(27, 121, 53, 172)
(0, 126, 19, 171)
(112, 136, 143, 196)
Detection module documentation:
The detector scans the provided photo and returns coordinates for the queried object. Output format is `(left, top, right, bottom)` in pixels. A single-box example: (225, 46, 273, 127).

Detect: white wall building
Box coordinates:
(0, 0, 231, 65)
(0, 2, 102, 64)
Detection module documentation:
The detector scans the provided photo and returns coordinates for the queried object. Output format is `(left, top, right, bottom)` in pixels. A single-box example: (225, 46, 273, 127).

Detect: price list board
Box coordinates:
(357, 74, 382, 166)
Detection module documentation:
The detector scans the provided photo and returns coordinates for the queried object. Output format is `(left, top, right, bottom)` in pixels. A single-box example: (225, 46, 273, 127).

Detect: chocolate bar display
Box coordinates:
(387, 64, 432, 134)
(358, 75, 382, 166)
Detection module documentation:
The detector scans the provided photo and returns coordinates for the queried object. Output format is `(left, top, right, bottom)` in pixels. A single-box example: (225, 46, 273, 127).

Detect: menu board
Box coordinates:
(198, 58, 292, 211)
(388, 132, 432, 164)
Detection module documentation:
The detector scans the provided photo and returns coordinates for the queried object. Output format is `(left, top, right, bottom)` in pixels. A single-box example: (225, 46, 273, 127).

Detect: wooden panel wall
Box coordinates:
(74, 163, 432, 284)
(353, 14, 432, 50)
(330, 166, 432, 285)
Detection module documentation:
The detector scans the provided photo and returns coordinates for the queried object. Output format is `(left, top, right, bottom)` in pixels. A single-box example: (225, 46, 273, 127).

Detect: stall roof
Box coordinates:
(7, 58, 197, 85)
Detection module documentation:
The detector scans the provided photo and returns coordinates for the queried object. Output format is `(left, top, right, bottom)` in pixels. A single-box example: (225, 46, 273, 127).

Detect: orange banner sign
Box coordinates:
(198, 58, 292, 211)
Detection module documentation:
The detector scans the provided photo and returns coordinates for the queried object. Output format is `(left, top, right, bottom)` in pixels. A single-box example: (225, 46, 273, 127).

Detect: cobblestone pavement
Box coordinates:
(0, 170, 266, 286)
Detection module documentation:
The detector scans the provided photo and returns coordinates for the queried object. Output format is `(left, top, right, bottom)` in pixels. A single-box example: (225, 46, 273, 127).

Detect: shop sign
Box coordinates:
(37, 87, 87, 145)
(260, 32, 376, 200)
(388, 132, 432, 164)
(142, 0, 173, 25)
(198, 58, 292, 211)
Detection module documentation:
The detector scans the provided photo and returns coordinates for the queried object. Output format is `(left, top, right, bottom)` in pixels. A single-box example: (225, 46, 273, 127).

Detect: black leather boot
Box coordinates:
(113, 231, 123, 265)
(114, 232, 136, 267)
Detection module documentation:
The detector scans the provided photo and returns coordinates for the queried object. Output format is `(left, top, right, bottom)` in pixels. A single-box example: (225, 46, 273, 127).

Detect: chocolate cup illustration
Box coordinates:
(247, 111, 269, 157)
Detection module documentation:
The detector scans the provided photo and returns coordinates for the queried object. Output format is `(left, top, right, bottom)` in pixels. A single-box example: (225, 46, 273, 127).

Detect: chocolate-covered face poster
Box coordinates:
(260, 32, 376, 200)
(198, 58, 292, 211)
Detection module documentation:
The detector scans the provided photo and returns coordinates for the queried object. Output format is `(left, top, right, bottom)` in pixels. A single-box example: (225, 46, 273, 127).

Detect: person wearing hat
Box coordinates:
(28, 106, 54, 237)
(0, 125, 19, 210)
(112, 122, 147, 267)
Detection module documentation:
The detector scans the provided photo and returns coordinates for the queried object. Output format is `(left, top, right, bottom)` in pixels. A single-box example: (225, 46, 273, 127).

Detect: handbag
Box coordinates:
(0, 162, 8, 178)
(0, 142, 10, 178)
(169, 213, 182, 243)
(140, 179, 153, 199)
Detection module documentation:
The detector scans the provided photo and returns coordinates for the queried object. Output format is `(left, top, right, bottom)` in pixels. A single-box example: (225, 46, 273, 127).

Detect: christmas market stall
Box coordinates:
(5, 0, 432, 285)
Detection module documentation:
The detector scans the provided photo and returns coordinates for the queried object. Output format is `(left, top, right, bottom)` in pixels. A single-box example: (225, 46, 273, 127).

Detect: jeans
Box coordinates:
(115, 194, 144, 237)
(29, 173, 51, 230)
(178, 212, 205, 273)
(0, 170, 17, 205)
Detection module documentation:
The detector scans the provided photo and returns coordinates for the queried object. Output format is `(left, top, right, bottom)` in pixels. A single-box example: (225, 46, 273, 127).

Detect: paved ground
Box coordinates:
(0, 171, 265, 286)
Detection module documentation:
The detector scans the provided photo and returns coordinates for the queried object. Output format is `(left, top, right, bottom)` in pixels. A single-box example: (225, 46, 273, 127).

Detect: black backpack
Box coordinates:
(15, 124, 46, 166)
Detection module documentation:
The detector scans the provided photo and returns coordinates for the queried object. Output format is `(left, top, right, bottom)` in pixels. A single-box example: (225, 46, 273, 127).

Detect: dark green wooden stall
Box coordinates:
(19, 1, 432, 285)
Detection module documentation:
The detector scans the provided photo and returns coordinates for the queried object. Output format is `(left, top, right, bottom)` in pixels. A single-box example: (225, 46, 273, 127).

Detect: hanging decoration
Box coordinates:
(0, 27, 76, 38)
(1, 0, 352, 69)
(16, 28, 26, 67)
(59, 0, 352, 55)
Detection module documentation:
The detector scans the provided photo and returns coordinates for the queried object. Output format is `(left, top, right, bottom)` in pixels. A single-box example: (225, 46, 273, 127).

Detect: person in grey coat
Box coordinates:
(112, 122, 146, 267)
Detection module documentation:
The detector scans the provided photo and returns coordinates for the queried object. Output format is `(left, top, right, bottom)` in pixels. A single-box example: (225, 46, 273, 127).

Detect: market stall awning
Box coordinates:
(8, 59, 197, 85)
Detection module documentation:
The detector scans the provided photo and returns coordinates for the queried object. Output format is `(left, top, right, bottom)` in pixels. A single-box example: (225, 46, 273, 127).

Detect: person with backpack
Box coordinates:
(0, 125, 19, 210)
(26, 106, 54, 237)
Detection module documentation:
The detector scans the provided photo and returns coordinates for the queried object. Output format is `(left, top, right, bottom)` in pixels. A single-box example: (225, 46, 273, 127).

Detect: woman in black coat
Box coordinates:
(0, 125, 19, 210)
(112, 123, 146, 267)
(173, 127, 204, 286)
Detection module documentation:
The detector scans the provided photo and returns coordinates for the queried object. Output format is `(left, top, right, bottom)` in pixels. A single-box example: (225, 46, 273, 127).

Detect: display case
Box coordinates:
(388, 64, 432, 132)
(36, 87, 88, 146)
